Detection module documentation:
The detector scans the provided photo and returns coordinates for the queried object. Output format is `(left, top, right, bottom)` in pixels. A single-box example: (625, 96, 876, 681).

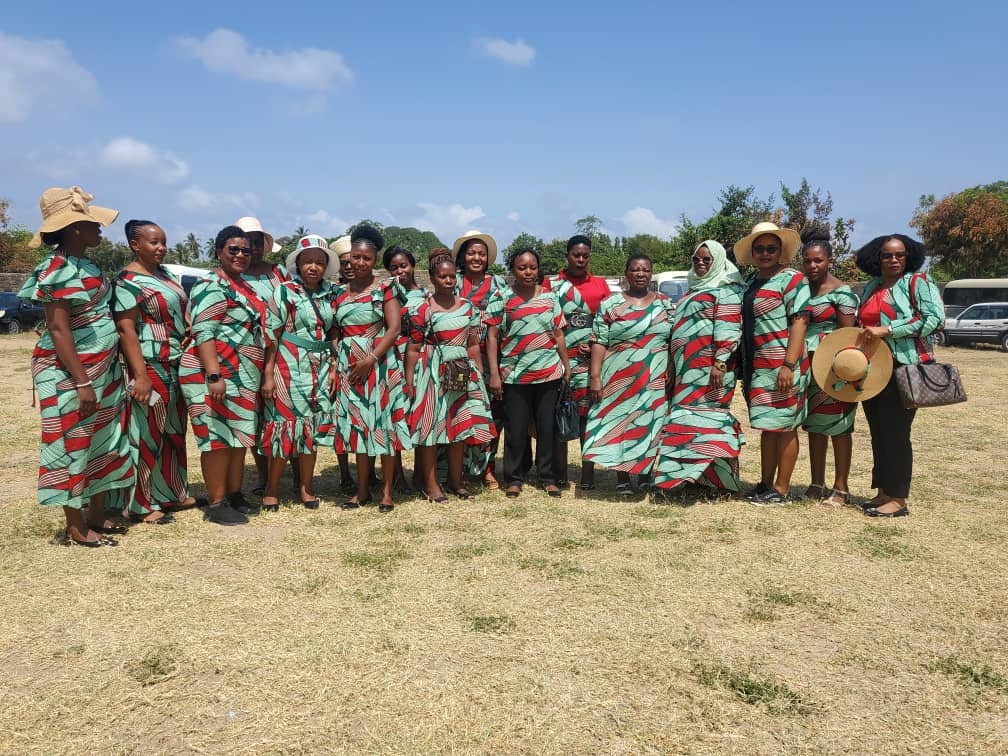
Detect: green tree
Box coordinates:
(779, 178, 859, 278)
(501, 232, 546, 270)
(911, 181, 1008, 278)
(168, 232, 203, 266)
(382, 226, 445, 270)
(89, 239, 132, 276)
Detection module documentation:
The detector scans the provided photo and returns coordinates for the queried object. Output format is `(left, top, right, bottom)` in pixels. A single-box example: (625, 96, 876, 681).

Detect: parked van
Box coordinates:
(942, 278, 1008, 318)
(653, 270, 690, 307)
(163, 263, 213, 294)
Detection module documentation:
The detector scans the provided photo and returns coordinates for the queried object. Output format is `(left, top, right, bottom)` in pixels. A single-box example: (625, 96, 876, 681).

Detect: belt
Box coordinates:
(281, 332, 331, 352)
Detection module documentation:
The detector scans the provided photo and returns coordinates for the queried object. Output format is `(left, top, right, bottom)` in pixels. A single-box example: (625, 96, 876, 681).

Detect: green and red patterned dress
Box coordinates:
(582, 293, 673, 474)
(406, 299, 497, 447)
(241, 264, 288, 305)
(395, 285, 428, 365)
(802, 285, 859, 436)
(653, 283, 746, 491)
(331, 281, 412, 456)
(544, 278, 592, 415)
(260, 279, 336, 457)
(740, 269, 811, 431)
(112, 268, 191, 515)
(18, 254, 134, 508)
(179, 272, 267, 451)
(498, 289, 566, 384)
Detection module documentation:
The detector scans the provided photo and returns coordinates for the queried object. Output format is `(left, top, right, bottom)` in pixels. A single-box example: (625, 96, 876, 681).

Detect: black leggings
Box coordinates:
(862, 372, 917, 498)
(502, 380, 561, 487)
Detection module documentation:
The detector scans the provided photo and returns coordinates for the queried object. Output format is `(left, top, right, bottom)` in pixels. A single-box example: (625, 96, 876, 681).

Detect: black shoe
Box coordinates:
(556, 479, 571, 490)
(227, 491, 257, 514)
(747, 482, 771, 501)
(750, 489, 793, 507)
(341, 495, 371, 510)
(378, 502, 394, 513)
(864, 504, 909, 518)
(203, 501, 249, 526)
(302, 499, 320, 510)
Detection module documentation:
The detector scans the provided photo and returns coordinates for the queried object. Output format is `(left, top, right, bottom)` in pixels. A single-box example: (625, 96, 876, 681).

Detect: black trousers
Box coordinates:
(502, 380, 561, 486)
(862, 372, 917, 498)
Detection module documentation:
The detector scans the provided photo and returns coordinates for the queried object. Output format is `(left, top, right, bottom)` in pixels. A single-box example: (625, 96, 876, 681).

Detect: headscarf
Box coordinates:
(688, 240, 744, 291)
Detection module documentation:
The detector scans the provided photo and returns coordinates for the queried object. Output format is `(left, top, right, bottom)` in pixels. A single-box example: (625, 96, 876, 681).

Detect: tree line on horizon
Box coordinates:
(2, 179, 1006, 281)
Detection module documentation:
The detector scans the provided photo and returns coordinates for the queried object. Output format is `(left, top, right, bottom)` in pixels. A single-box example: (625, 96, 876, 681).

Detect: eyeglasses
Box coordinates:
(225, 245, 252, 256)
(692, 255, 713, 264)
(880, 252, 907, 260)
(753, 245, 780, 254)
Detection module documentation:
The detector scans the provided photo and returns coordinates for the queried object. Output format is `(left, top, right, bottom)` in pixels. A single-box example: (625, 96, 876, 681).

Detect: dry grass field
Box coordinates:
(1, 333, 1006, 754)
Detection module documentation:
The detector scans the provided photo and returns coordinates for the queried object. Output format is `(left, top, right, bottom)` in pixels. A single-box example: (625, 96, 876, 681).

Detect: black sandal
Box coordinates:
(88, 521, 128, 535)
(127, 512, 175, 525)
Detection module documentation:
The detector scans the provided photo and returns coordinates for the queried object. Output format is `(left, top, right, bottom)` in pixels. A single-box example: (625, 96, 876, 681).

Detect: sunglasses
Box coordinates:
(880, 252, 907, 260)
(753, 244, 780, 254)
(225, 245, 252, 256)
(692, 255, 713, 264)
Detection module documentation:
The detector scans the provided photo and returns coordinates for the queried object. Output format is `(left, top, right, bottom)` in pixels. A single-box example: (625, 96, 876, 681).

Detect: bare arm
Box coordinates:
(114, 306, 153, 404)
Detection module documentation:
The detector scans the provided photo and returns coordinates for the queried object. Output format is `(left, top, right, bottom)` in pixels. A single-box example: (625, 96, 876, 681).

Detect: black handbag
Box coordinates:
(894, 361, 967, 409)
(426, 306, 470, 393)
(555, 382, 580, 441)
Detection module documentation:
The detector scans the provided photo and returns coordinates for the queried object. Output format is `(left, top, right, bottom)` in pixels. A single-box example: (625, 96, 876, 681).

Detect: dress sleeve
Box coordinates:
(409, 301, 428, 344)
(483, 289, 504, 327)
(550, 292, 565, 330)
(834, 287, 859, 318)
(783, 271, 811, 320)
(713, 286, 743, 361)
(111, 275, 140, 314)
(891, 273, 944, 338)
(592, 299, 613, 347)
(265, 284, 289, 338)
(17, 255, 91, 304)
(189, 280, 228, 346)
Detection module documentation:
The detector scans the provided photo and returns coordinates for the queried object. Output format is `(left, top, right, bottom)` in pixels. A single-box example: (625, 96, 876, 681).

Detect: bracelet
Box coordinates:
(75, 380, 92, 388)
(782, 360, 797, 370)
(887, 325, 893, 335)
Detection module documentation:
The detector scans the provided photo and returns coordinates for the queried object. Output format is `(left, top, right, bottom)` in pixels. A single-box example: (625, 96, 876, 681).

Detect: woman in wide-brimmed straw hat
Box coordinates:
(452, 230, 507, 488)
(734, 222, 812, 506)
(18, 186, 134, 547)
(258, 234, 340, 512)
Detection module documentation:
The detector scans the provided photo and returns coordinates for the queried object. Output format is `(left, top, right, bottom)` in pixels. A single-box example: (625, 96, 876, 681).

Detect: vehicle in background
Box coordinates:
(0, 291, 45, 334)
(942, 278, 1008, 319)
(934, 301, 1008, 351)
(604, 277, 623, 295)
(653, 271, 690, 310)
(162, 263, 213, 294)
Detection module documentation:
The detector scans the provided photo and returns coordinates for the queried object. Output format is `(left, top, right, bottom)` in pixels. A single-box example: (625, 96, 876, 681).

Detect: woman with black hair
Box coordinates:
(179, 226, 268, 526)
(453, 230, 507, 488)
(855, 234, 944, 517)
(583, 253, 673, 494)
(113, 220, 204, 524)
(18, 186, 133, 546)
(492, 248, 571, 498)
(800, 226, 859, 507)
(332, 225, 412, 512)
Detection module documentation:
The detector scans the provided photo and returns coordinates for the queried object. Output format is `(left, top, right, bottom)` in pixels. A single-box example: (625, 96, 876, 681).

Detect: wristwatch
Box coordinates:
(205, 373, 221, 383)
(713, 360, 727, 372)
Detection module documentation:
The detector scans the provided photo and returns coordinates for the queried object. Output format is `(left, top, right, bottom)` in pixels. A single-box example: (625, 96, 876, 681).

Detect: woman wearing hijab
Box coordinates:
(18, 186, 134, 546)
(652, 241, 746, 497)
(735, 222, 811, 505)
(259, 234, 339, 511)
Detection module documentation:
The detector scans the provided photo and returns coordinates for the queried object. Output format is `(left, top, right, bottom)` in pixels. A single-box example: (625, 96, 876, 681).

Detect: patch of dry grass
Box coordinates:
(1, 333, 1007, 752)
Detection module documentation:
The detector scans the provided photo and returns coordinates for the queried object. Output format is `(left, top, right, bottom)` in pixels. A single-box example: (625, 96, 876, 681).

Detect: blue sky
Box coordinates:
(2, 0, 1006, 260)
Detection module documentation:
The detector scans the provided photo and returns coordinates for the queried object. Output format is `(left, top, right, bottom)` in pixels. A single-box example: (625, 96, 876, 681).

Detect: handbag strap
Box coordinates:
(303, 287, 337, 358)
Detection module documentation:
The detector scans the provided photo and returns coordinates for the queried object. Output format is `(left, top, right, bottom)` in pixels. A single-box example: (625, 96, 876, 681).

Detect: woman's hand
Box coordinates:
(577, 343, 591, 355)
(589, 376, 603, 404)
(328, 369, 339, 398)
(130, 373, 154, 405)
(76, 384, 98, 418)
(708, 366, 724, 388)
(404, 381, 415, 399)
(349, 354, 376, 384)
(261, 374, 275, 401)
(207, 378, 226, 403)
(776, 365, 794, 393)
(488, 374, 503, 401)
(865, 325, 890, 340)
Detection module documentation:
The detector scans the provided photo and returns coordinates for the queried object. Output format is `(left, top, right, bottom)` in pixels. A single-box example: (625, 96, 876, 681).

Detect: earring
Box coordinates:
(74, 229, 81, 236)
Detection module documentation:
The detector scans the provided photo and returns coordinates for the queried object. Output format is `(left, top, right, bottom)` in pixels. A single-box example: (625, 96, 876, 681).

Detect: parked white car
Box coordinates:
(934, 301, 1008, 351)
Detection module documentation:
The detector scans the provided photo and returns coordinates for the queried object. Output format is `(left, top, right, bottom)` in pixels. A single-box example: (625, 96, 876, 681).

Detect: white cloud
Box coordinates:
(506, 211, 521, 222)
(305, 209, 350, 234)
(175, 29, 352, 91)
(475, 37, 535, 67)
(98, 137, 189, 183)
(410, 203, 486, 241)
(178, 184, 258, 215)
(0, 32, 97, 123)
(24, 148, 89, 180)
(621, 207, 679, 238)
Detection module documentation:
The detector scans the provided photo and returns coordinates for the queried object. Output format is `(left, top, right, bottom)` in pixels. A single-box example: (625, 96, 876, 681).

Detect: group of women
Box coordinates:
(20, 186, 944, 547)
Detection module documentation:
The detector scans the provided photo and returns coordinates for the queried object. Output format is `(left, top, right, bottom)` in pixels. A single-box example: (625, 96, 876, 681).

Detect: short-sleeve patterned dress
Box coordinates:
(802, 285, 859, 436)
(406, 299, 497, 448)
(653, 283, 746, 491)
(179, 272, 267, 451)
(498, 289, 566, 384)
(18, 254, 134, 508)
(582, 293, 673, 474)
(260, 279, 337, 457)
(456, 273, 507, 379)
(740, 269, 811, 431)
(331, 281, 412, 456)
(112, 268, 191, 515)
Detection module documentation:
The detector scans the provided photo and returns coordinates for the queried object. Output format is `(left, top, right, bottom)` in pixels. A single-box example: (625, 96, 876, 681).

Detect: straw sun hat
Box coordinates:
(733, 221, 801, 266)
(235, 216, 281, 254)
(328, 235, 352, 257)
(812, 327, 893, 402)
(286, 234, 339, 280)
(451, 230, 498, 261)
(29, 186, 118, 249)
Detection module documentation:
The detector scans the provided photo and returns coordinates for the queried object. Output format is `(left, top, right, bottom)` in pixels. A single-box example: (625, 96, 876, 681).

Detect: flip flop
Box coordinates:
(164, 496, 207, 512)
(128, 512, 175, 525)
(88, 521, 128, 535)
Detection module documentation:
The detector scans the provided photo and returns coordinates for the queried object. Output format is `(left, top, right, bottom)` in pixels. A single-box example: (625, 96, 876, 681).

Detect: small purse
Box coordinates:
(894, 362, 966, 409)
(554, 382, 580, 441)
(427, 307, 470, 393)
